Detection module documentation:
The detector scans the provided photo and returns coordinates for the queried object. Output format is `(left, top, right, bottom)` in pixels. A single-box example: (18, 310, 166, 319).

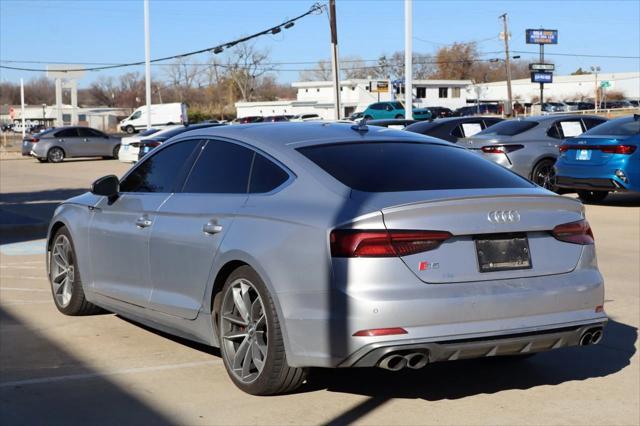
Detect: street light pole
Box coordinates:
(404, 0, 413, 120)
(499, 13, 513, 116)
(20, 78, 25, 138)
(144, 0, 152, 129)
(591, 66, 600, 113)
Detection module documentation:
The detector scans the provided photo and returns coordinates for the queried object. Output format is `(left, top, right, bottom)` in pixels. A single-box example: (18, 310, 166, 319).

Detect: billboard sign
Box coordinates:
(526, 29, 558, 44)
(529, 63, 555, 71)
(531, 72, 553, 84)
(372, 81, 389, 93)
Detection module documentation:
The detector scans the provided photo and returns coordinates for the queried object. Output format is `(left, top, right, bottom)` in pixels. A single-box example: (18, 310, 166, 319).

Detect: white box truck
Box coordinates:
(119, 103, 188, 134)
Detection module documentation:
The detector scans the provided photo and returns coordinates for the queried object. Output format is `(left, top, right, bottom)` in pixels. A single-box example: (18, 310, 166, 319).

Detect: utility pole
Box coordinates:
(404, 0, 413, 119)
(499, 13, 513, 116)
(144, 0, 152, 129)
(20, 78, 25, 138)
(329, 0, 341, 120)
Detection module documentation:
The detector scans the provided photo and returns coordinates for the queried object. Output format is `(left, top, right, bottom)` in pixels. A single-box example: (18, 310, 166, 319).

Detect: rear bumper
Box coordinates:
(556, 176, 627, 191)
(341, 320, 607, 367)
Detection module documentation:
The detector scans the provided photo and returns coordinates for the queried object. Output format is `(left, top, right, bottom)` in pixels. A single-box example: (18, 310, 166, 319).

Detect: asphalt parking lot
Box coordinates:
(1, 157, 638, 425)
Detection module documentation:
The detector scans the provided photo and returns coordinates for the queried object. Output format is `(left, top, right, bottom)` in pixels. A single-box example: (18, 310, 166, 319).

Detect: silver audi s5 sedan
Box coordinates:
(46, 122, 607, 395)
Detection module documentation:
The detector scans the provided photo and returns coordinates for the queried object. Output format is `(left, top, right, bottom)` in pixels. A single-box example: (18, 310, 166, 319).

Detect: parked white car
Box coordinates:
(119, 125, 182, 163)
(119, 103, 188, 134)
(289, 113, 322, 122)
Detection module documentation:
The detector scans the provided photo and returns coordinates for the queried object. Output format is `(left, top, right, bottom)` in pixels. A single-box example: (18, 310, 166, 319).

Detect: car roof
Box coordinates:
(517, 114, 605, 123)
(171, 122, 453, 157)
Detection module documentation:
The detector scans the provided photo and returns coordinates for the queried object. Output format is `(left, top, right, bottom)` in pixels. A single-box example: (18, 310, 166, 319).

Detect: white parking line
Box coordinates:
(2, 300, 51, 306)
(0, 360, 223, 388)
(0, 266, 40, 269)
(0, 287, 48, 292)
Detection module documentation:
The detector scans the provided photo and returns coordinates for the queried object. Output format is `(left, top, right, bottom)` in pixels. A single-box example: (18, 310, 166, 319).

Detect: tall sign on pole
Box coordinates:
(329, 0, 341, 120)
(526, 29, 557, 108)
(144, 0, 152, 129)
(404, 0, 413, 120)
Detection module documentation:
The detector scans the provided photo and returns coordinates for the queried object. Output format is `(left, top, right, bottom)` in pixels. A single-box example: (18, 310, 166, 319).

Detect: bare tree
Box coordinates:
(164, 56, 202, 101)
(225, 43, 274, 101)
(88, 76, 119, 106)
(298, 60, 332, 81)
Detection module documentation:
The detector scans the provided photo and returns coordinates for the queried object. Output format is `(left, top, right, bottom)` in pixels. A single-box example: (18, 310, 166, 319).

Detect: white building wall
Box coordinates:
(478, 72, 640, 103)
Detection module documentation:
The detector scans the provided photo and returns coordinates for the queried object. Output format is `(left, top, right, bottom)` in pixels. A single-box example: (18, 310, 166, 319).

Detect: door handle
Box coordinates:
(83, 138, 89, 142)
(135, 216, 153, 228)
(203, 221, 223, 235)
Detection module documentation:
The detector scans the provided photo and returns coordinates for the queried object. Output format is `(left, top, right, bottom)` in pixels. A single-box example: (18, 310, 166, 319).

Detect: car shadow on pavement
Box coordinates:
(0, 188, 87, 244)
(0, 307, 177, 425)
(308, 319, 636, 403)
(584, 192, 640, 207)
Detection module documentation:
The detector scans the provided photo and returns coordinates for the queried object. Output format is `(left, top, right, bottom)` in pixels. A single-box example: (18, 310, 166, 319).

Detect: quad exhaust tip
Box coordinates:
(579, 327, 604, 346)
(378, 352, 429, 371)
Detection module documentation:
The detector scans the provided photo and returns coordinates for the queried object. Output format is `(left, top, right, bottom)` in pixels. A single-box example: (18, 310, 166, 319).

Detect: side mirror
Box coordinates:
(91, 175, 119, 197)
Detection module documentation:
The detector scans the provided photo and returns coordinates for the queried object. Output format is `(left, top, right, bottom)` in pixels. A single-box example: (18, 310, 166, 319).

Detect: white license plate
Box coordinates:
(576, 149, 592, 160)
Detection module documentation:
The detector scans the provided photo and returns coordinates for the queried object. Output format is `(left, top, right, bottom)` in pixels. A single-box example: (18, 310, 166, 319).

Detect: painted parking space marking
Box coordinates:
(0, 287, 48, 292)
(0, 240, 46, 256)
(0, 360, 223, 388)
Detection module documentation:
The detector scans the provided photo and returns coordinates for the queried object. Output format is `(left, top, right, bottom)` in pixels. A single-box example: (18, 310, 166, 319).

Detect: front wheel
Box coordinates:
(111, 144, 120, 159)
(219, 266, 307, 395)
(125, 125, 135, 134)
(531, 159, 558, 192)
(395, 114, 405, 119)
(49, 227, 103, 315)
(578, 190, 608, 204)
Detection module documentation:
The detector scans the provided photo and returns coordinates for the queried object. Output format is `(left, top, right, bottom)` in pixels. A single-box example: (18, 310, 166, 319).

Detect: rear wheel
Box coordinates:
(49, 227, 102, 315)
(37, 158, 47, 163)
(395, 114, 405, 119)
(219, 266, 307, 395)
(577, 190, 608, 204)
(531, 159, 558, 192)
(111, 145, 120, 159)
(47, 147, 64, 163)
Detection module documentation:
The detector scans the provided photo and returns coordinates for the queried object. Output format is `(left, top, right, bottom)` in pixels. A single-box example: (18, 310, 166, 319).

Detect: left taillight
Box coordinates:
(27, 137, 39, 143)
(481, 145, 524, 154)
(552, 219, 594, 245)
(330, 229, 452, 258)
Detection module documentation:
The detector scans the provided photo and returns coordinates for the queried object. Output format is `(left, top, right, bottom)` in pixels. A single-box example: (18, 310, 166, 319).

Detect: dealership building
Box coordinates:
(236, 72, 640, 119)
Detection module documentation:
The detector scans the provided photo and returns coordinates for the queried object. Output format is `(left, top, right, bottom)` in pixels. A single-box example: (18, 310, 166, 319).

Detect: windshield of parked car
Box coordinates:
(476, 120, 538, 136)
(298, 142, 532, 192)
(583, 117, 640, 136)
(391, 102, 404, 109)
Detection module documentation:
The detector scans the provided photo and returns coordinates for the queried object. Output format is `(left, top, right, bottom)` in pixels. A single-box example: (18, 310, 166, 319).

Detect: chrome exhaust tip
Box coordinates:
(378, 354, 407, 371)
(405, 352, 429, 370)
(579, 332, 593, 346)
(590, 329, 603, 344)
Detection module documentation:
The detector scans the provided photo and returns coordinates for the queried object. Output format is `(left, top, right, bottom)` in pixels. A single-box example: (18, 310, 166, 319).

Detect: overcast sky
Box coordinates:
(1, 0, 639, 87)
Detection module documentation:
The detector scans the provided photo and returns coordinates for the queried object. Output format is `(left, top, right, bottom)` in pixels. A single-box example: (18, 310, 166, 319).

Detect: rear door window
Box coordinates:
(476, 120, 538, 136)
(582, 117, 607, 130)
(55, 128, 79, 138)
(298, 142, 532, 192)
(181, 140, 254, 194)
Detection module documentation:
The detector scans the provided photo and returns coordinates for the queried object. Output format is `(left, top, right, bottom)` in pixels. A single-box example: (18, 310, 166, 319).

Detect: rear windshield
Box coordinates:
(583, 118, 640, 136)
(298, 142, 532, 192)
(476, 120, 538, 136)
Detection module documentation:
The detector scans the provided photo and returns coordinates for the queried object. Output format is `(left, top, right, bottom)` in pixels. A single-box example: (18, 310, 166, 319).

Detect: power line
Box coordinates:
(0, 3, 324, 73)
(511, 50, 640, 59)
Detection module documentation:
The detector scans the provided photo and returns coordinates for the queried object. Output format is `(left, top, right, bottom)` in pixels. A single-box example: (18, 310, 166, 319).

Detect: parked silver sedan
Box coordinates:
(23, 126, 121, 163)
(462, 115, 607, 190)
(46, 122, 607, 395)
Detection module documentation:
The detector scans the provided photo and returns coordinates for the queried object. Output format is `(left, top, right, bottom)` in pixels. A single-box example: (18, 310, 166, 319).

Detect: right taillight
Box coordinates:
(330, 229, 452, 257)
(552, 219, 594, 245)
(600, 145, 636, 155)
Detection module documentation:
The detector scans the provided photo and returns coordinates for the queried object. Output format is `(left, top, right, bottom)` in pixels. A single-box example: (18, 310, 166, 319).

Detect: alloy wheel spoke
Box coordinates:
(241, 341, 254, 378)
(223, 331, 248, 341)
(222, 313, 248, 327)
(232, 286, 250, 323)
(232, 336, 251, 371)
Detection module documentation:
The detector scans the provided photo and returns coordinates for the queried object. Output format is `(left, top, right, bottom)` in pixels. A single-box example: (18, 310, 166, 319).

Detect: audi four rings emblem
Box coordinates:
(487, 210, 521, 223)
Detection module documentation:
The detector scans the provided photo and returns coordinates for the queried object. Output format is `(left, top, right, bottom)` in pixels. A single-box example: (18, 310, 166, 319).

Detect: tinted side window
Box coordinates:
(370, 103, 384, 110)
(582, 117, 606, 130)
(77, 128, 104, 137)
(249, 154, 289, 193)
(55, 128, 78, 138)
(298, 142, 532, 192)
(182, 140, 254, 194)
(450, 125, 463, 138)
(120, 141, 198, 193)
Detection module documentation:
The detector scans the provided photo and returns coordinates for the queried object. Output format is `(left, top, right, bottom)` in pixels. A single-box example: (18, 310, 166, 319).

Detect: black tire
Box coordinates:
(531, 158, 558, 192)
(363, 115, 373, 120)
(218, 266, 307, 395)
(395, 114, 405, 119)
(49, 227, 103, 316)
(125, 125, 135, 134)
(47, 147, 64, 163)
(578, 190, 608, 204)
(112, 144, 120, 159)
(37, 158, 47, 163)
